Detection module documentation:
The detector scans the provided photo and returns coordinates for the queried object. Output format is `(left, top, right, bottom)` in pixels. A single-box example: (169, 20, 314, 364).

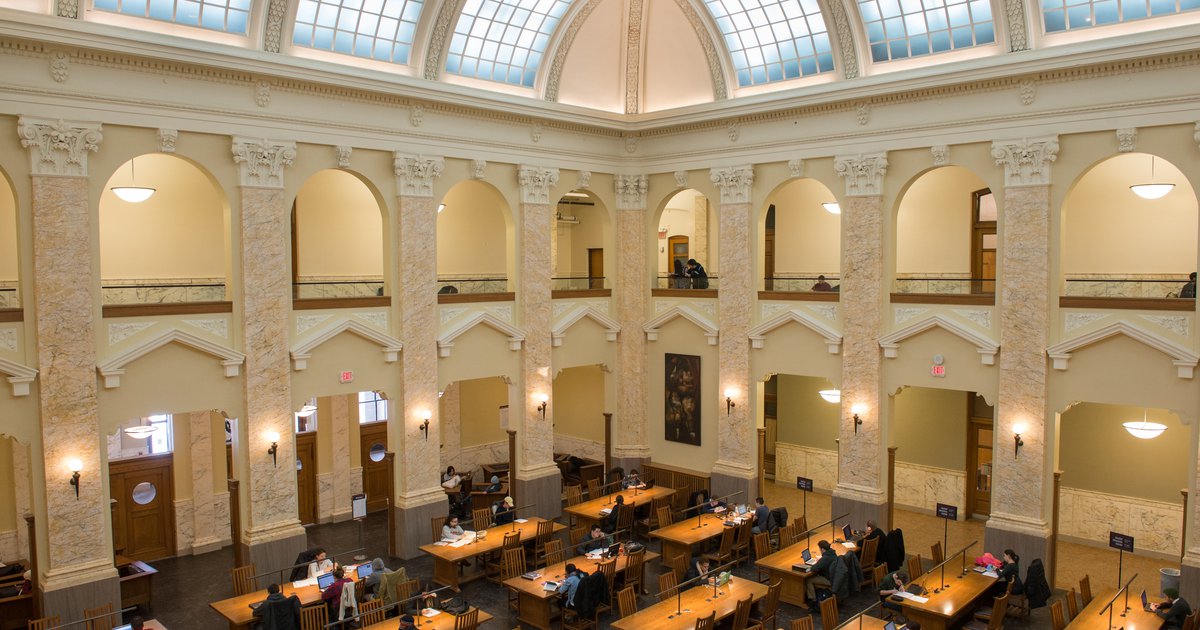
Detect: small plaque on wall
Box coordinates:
(796, 477, 814, 492)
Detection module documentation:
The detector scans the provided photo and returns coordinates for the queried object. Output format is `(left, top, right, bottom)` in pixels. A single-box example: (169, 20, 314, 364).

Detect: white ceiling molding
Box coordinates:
(1047, 320, 1198, 378)
(552, 306, 620, 347)
(291, 317, 403, 370)
(0, 356, 37, 397)
(878, 314, 999, 365)
(748, 309, 842, 354)
(644, 305, 719, 345)
(97, 328, 245, 388)
(438, 311, 525, 358)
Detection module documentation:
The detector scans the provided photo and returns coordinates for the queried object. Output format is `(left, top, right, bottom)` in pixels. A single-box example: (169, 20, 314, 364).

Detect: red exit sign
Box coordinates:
(340, 371, 354, 383)
(931, 365, 946, 377)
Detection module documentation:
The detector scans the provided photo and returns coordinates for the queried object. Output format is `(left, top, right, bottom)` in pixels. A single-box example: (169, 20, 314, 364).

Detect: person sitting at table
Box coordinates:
(252, 583, 302, 630)
(602, 494, 625, 533)
(684, 557, 712, 588)
(622, 469, 645, 489)
(129, 618, 144, 630)
(990, 549, 1023, 596)
(688, 490, 707, 510)
(1155, 588, 1192, 628)
(307, 548, 334, 579)
(485, 474, 502, 493)
(751, 497, 771, 534)
(494, 496, 516, 525)
(805, 540, 837, 605)
(363, 557, 391, 598)
(441, 465, 462, 489)
(699, 495, 726, 515)
(878, 570, 908, 612)
(864, 520, 885, 542)
(442, 515, 466, 541)
(577, 524, 610, 555)
(557, 563, 585, 608)
(320, 566, 354, 618)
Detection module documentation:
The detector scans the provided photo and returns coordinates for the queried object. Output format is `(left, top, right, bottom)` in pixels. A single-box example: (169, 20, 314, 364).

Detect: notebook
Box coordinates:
(317, 571, 336, 590)
(884, 622, 897, 630)
(357, 562, 373, 580)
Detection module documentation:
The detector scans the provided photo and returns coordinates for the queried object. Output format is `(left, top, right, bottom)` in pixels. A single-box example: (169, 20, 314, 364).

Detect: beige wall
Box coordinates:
(895, 166, 988, 275)
(552, 365, 605, 443)
(554, 199, 607, 277)
(437, 180, 511, 277)
(99, 153, 228, 280)
(1060, 403, 1188, 503)
(0, 173, 15, 282)
(1062, 153, 1197, 275)
(555, 0, 623, 113)
(767, 178, 841, 274)
(775, 374, 840, 448)
(642, 0, 715, 112)
(294, 169, 384, 278)
(657, 189, 717, 274)
(459, 376, 509, 447)
(0, 436, 14, 531)
(646, 318, 719, 471)
(892, 387, 968, 471)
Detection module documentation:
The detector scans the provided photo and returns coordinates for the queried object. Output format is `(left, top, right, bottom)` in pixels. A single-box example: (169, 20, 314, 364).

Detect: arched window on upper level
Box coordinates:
(292, 0, 424, 64)
(92, 0, 251, 34)
(701, 0, 835, 86)
(0, 170, 17, 310)
(1042, 0, 1200, 33)
(443, 0, 572, 88)
(857, 0, 995, 62)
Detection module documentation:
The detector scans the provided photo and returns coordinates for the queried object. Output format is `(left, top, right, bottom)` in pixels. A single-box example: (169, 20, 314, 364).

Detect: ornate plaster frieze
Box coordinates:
(1116, 128, 1137, 152)
(410, 104, 424, 127)
(0, 328, 16, 351)
(855, 101, 870, 125)
(728, 121, 740, 142)
(56, 0, 76, 18)
(544, 0, 604, 102)
(1194, 122, 1200, 149)
(894, 307, 927, 325)
(952, 308, 992, 329)
(1048, 320, 1197, 378)
(470, 159, 487, 180)
(393, 154, 444, 198)
(1018, 79, 1036, 105)
(992, 136, 1059, 187)
(518, 165, 560, 204)
(823, 0, 859, 79)
(18, 117, 102, 177)
(625, 0, 645, 114)
(531, 122, 543, 143)
(49, 50, 69, 82)
(335, 146, 351, 169)
(1064, 312, 1107, 333)
(931, 145, 949, 166)
(1004, 0, 1029, 51)
(157, 128, 177, 153)
(834, 153, 888, 196)
(1140, 314, 1188, 338)
(710, 165, 754, 204)
(183, 318, 229, 339)
(615, 174, 648, 210)
(263, 0, 288, 53)
(424, 0, 465, 80)
(624, 133, 639, 154)
(255, 80, 270, 107)
(108, 321, 156, 345)
(354, 311, 388, 331)
(231, 136, 295, 188)
(295, 314, 330, 336)
(670, 0, 728, 100)
(788, 159, 804, 178)
(576, 170, 591, 189)
(674, 170, 689, 189)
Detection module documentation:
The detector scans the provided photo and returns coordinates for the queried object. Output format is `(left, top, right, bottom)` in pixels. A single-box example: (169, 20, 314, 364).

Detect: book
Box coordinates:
(521, 572, 542, 580)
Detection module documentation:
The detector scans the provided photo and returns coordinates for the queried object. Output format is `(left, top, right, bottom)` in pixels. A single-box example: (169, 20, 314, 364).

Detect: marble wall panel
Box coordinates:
(553, 434, 604, 463)
(188, 411, 217, 554)
(330, 395, 352, 520)
(214, 491, 232, 546)
(174, 499, 194, 554)
(1060, 487, 1183, 556)
(0, 529, 17, 560)
(693, 195, 708, 270)
(14, 441, 29, 559)
(893, 462, 966, 516)
(519, 201, 555, 476)
(317, 472, 334, 523)
(774, 443, 839, 493)
(459, 441, 511, 480)
(350, 467, 363, 497)
(614, 208, 648, 457)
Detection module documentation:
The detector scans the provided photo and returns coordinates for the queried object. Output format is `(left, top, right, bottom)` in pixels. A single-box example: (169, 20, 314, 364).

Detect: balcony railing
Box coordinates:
(1064, 277, 1192, 299)
(655, 275, 720, 290)
(0, 286, 16, 309)
(552, 276, 607, 291)
(894, 277, 995, 295)
(763, 275, 841, 293)
(437, 277, 508, 295)
(101, 281, 226, 305)
(293, 280, 384, 299)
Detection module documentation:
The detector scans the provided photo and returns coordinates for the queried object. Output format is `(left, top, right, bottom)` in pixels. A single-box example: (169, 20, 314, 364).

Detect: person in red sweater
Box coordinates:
(320, 566, 354, 618)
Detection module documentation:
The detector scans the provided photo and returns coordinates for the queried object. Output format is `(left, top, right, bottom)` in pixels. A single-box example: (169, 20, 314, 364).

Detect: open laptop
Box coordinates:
(1142, 590, 1153, 612)
(316, 571, 337, 590)
(884, 622, 898, 630)
(606, 542, 621, 558)
(357, 562, 373, 580)
(842, 524, 853, 540)
(906, 583, 928, 596)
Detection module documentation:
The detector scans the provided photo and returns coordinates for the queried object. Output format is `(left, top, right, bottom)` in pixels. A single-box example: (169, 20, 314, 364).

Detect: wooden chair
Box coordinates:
(585, 478, 600, 500)
(704, 526, 736, 566)
(859, 536, 881, 572)
(500, 548, 526, 612)
(432, 516, 445, 542)
(871, 563, 887, 588)
(670, 554, 688, 581)
(965, 592, 1008, 629)
(615, 506, 636, 540)
(731, 594, 763, 630)
(454, 607, 480, 630)
(1066, 587, 1079, 620)
(569, 526, 587, 547)
(749, 579, 782, 630)
(753, 533, 773, 582)
(486, 530, 521, 583)
(931, 540, 944, 564)
(819, 595, 839, 630)
(657, 505, 674, 528)
(694, 610, 716, 630)
(27, 616, 60, 630)
(299, 605, 328, 630)
(658, 571, 678, 601)
(564, 484, 583, 507)
(531, 519, 556, 566)
(792, 515, 808, 533)
(83, 603, 115, 630)
(395, 579, 419, 610)
(472, 506, 493, 530)
(358, 599, 385, 625)
(973, 581, 1012, 624)
(232, 564, 257, 596)
(777, 525, 796, 549)
(617, 586, 638, 618)
(1080, 574, 1093, 605)
(1184, 612, 1198, 630)
(543, 539, 565, 568)
(596, 557, 617, 614)
(623, 547, 647, 595)
(1050, 600, 1067, 630)
(733, 520, 753, 565)
(791, 617, 815, 630)
(907, 554, 924, 580)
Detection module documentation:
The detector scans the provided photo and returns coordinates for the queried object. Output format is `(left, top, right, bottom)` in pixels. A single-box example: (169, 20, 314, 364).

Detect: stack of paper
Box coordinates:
(291, 577, 317, 588)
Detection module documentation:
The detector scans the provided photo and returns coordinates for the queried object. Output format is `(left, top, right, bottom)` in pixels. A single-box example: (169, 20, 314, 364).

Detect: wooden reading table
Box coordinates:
(754, 537, 855, 608)
(502, 549, 660, 630)
(419, 518, 565, 591)
(210, 565, 363, 630)
(564, 486, 675, 530)
(362, 608, 494, 629)
(899, 569, 996, 630)
(609, 575, 769, 630)
(650, 512, 740, 566)
(1065, 588, 1164, 630)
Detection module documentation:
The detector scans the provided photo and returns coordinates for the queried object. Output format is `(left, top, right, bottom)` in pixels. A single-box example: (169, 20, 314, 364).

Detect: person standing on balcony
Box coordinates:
(1180, 272, 1196, 299)
(686, 259, 708, 289)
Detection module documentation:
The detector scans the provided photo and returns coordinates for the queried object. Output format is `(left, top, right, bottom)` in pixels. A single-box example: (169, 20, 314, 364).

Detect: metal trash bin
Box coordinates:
(1161, 567, 1181, 596)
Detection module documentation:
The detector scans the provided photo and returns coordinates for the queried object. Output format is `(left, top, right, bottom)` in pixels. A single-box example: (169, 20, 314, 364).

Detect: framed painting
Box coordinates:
(665, 353, 701, 445)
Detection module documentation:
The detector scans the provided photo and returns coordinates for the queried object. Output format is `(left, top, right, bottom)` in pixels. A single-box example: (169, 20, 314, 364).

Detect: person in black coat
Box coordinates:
(602, 494, 625, 533)
(686, 259, 709, 289)
(1155, 588, 1192, 629)
(805, 540, 837, 603)
(1023, 558, 1052, 609)
(253, 583, 301, 630)
(992, 549, 1023, 596)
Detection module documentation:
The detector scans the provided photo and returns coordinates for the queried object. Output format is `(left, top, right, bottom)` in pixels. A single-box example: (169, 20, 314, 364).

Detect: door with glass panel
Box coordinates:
(360, 421, 390, 512)
(971, 189, 997, 294)
(110, 454, 176, 561)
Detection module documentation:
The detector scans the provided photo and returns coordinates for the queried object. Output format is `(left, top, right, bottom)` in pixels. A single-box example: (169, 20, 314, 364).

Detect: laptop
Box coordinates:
(884, 622, 897, 630)
(317, 571, 337, 590)
(801, 548, 816, 564)
(357, 562, 373, 580)
(906, 583, 928, 596)
(1142, 590, 1153, 612)
(606, 542, 621, 558)
(645, 479, 655, 489)
(842, 524, 853, 540)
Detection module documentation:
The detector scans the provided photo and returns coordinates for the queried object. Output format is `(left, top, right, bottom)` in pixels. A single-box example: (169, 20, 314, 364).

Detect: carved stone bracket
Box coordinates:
(931, 145, 949, 166)
(710, 165, 754, 204)
(991, 137, 1059, 187)
(518, 165, 560, 205)
(231, 136, 295, 188)
(788, 159, 804, 178)
(18, 117, 102, 177)
(335, 146, 352, 169)
(158, 129, 178, 153)
(470, 159, 487, 180)
(674, 171, 689, 189)
(834, 153, 888, 196)
(576, 170, 591, 189)
(393, 154, 445, 198)
(1116, 128, 1137, 153)
(615, 174, 648, 210)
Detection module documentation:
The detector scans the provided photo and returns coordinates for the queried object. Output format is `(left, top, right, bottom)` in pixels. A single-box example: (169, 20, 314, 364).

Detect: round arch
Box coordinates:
(293, 168, 389, 299)
(654, 188, 717, 288)
(893, 165, 993, 295)
(552, 188, 612, 290)
(437, 179, 515, 294)
(758, 176, 842, 292)
(0, 165, 17, 309)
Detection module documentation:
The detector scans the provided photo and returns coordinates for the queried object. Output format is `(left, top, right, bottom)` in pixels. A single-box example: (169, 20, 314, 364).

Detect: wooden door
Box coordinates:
(296, 432, 317, 525)
(109, 454, 176, 561)
(971, 189, 997, 294)
(764, 205, 776, 291)
(667, 236, 689, 286)
(763, 392, 778, 479)
(360, 422, 390, 513)
(588, 248, 604, 289)
(965, 393, 995, 518)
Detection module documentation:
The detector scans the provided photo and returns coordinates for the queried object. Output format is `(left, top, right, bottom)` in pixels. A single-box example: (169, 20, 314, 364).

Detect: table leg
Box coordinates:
(517, 592, 553, 630)
(432, 557, 461, 591)
(775, 570, 810, 608)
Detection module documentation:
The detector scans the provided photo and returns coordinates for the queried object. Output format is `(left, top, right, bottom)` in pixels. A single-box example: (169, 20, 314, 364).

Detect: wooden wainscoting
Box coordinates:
(644, 462, 710, 511)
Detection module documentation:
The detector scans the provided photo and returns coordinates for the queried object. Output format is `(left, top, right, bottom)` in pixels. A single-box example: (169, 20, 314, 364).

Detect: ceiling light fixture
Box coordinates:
(1123, 410, 1166, 439)
(110, 158, 156, 203)
(296, 404, 317, 417)
(822, 202, 841, 214)
(123, 424, 159, 439)
(1130, 156, 1175, 200)
(437, 203, 446, 213)
(818, 389, 841, 404)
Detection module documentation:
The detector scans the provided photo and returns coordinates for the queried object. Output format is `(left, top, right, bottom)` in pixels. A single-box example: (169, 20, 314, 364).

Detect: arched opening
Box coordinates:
(551, 190, 610, 291)
(437, 181, 513, 295)
(292, 169, 387, 299)
(1061, 153, 1196, 300)
(99, 154, 230, 305)
(438, 377, 512, 520)
(0, 170, 17, 310)
(761, 178, 841, 292)
(768, 374, 841, 523)
(656, 189, 717, 290)
(895, 166, 994, 295)
(551, 364, 607, 480)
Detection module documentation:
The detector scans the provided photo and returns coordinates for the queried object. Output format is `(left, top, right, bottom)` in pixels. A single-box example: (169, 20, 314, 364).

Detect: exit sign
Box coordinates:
(339, 371, 354, 383)
(931, 365, 946, 377)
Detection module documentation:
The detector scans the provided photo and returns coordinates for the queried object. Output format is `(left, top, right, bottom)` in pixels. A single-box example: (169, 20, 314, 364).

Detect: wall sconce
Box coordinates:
(419, 410, 432, 440)
(535, 393, 549, 419)
(266, 430, 280, 467)
(724, 388, 737, 415)
(67, 458, 82, 499)
(851, 403, 867, 434)
(1013, 423, 1026, 457)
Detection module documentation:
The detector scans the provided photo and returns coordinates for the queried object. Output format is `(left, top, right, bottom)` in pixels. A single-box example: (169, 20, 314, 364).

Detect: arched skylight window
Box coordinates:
(444, 0, 571, 88)
(1042, 0, 1200, 32)
(858, 0, 995, 62)
(703, 0, 835, 87)
(92, 0, 250, 33)
(292, 0, 424, 64)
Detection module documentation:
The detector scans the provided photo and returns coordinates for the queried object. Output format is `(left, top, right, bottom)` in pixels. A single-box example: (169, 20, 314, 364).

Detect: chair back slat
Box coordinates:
(1050, 600, 1066, 630)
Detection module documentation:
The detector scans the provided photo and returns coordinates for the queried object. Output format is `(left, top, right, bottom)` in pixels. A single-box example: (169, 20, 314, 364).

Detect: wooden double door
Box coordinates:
(109, 454, 176, 561)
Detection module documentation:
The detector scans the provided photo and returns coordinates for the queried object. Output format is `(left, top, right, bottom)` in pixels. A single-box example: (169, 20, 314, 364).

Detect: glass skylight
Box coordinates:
(444, 0, 571, 88)
(703, 0, 835, 87)
(92, 0, 250, 33)
(858, 0, 996, 62)
(1042, 0, 1200, 32)
(292, 0, 424, 64)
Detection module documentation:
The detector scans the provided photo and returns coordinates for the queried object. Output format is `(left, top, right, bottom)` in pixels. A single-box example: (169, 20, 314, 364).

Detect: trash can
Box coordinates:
(1161, 567, 1181, 596)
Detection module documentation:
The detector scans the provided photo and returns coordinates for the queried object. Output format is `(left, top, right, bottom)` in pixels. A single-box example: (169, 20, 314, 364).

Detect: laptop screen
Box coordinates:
(842, 524, 853, 539)
(357, 563, 373, 579)
(317, 572, 336, 590)
(884, 622, 897, 630)
(801, 548, 812, 562)
(1142, 590, 1149, 608)
(608, 543, 621, 557)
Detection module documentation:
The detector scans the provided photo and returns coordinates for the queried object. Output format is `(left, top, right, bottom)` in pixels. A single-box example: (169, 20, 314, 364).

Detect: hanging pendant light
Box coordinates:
(818, 389, 841, 403)
(296, 404, 318, 417)
(821, 202, 841, 214)
(1129, 156, 1175, 200)
(111, 157, 156, 203)
(123, 424, 159, 439)
(1123, 410, 1166, 439)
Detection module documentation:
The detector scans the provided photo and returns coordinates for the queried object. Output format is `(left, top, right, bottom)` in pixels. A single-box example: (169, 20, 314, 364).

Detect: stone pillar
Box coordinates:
(392, 154, 448, 559)
(439, 383, 461, 471)
(709, 166, 757, 503)
(831, 153, 890, 527)
(14, 440, 31, 560)
(613, 175, 650, 472)
(325, 394, 353, 523)
(18, 116, 120, 620)
(1184, 127, 1200, 606)
(514, 165, 562, 517)
(231, 137, 307, 571)
(985, 137, 1058, 571)
(189, 411, 222, 554)
(693, 195, 709, 268)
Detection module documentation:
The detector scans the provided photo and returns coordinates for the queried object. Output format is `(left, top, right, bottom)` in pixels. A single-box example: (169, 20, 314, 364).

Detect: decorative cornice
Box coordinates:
(552, 305, 620, 346)
(991, 136, 1058, 187)
(438, 311, 525, 357)
(823, 0, 860, 79)
(424, 0, 465, 81)
(518, 165, 560, 205)
(231, 136, 295, 188)
(0, 356, 37, 397)
(709, 165, 754, 204)
(644, 304, 719, 345)
(17, 117, 102, 177)
(97, 328, 244, 388)
(544, 0, 604, 102)
(290, 317, 403, 370)
(393, 154, 444, 198)
(834, 153, 888, 196)
(615, 174, 648, 210)
(748, 309, 842, 353)
(878, 314, 999, 365)
(671, 0, 728, 100)
(1047, 320, 1198, 378)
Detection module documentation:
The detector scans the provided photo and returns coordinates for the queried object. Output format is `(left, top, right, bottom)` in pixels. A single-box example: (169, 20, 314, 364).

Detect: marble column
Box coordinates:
(709, 166, 758, 502)
(392, 155, 448, 559)
(693, 195, 709, 268)
(1184, 126, 1200, 605)
(231, 137, 307, 571)
(14, 440, 30, 560)
(832, 153, 890, 527)
(189, 411, 222, 554)
(329, 394, 353, 522)
(613, 175, 650, 472)
(985, 138, 1058, 571)
(514, 165, 562, 518)
(439, 383, 462, 471)
(18, 116, 120, 620)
